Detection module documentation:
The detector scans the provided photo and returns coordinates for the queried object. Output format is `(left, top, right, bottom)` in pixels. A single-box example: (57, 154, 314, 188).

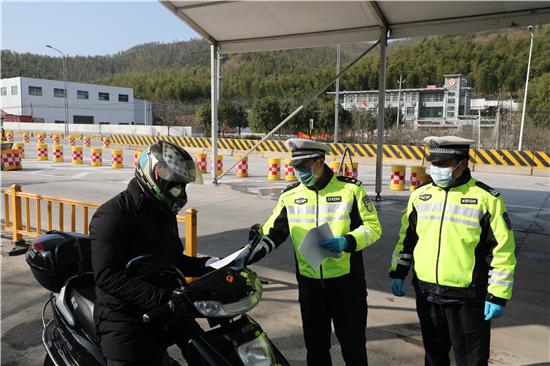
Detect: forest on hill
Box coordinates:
(2, 25, 549, 128)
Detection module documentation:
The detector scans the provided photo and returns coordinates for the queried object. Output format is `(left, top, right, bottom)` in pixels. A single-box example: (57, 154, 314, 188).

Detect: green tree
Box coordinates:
(195, 103, 211, 136)
(249, 97, 280, 134)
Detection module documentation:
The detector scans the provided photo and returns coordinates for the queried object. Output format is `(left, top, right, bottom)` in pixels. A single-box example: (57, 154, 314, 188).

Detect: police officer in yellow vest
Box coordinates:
(247, 138, 382, 365)
(389, 136, 517, 366)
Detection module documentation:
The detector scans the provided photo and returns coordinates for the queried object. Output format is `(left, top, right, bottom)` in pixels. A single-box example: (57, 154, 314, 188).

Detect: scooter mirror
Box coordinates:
(242, 224, 264, 267)
(124, 255, 185, 285)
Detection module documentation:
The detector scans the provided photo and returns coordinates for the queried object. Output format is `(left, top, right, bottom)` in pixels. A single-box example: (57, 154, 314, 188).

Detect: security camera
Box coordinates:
(528, 25, 533, 32)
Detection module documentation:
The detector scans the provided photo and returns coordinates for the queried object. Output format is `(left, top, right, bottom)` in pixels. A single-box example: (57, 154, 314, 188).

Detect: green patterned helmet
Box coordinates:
(135, 140, 203, 215)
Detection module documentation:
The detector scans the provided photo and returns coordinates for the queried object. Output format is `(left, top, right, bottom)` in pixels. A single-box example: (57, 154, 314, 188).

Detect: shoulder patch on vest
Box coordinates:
(281, 182, 300, 194)
(337, 176, 362, 186)
(475, 182, 500, 197)
(502, 212, 512, 231)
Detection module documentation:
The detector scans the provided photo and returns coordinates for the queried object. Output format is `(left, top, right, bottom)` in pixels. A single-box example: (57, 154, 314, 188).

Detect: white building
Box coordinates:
(328, 74, 474, 127)
(0, 77, 152, 125)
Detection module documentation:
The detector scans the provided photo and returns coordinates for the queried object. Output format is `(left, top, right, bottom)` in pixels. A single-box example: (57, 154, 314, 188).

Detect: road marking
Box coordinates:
(507, 204, 550, 211)
(71, 172, 92, 179)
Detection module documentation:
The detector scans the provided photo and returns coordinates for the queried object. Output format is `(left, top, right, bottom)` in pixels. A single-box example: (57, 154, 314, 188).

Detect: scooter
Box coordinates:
(26, 225, 290, 366)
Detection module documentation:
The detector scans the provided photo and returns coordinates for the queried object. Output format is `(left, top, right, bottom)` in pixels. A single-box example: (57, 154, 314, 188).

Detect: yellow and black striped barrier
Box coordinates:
(108, 134, 549, 169)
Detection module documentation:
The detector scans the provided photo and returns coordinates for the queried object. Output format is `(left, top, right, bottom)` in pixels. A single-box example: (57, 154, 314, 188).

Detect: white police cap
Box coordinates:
(285, 138, 332, 166)
(423, 136, 474, 162)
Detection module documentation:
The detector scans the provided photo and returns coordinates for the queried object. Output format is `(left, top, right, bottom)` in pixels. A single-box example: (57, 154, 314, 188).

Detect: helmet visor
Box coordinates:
(151, 142, 204, 185)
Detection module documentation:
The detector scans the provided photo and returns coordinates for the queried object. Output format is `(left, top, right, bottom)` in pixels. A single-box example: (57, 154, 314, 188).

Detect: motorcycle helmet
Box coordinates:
(135, 140, 203, 215)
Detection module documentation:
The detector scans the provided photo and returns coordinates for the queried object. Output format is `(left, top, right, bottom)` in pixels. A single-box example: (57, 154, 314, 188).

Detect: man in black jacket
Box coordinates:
(90, 141, 215, 366)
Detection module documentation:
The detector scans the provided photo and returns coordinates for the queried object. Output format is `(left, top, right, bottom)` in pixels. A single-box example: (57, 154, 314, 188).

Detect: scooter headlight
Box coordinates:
(194, 277, 263, 318)
(194, 300, 226, 317)
(237, 332, 277, 366)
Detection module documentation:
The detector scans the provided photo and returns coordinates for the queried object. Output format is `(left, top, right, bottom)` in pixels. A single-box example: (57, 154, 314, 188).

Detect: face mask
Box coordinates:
(169, 186, 183, 197)
(294, 159, 320, 186)
(429, 162, 461, 188)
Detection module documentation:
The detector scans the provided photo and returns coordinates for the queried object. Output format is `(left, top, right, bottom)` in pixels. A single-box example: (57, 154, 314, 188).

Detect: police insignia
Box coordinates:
(363, 196, 373, 212)
(461, 198, 478, 204)
(502, 212, 512, 231)
(295, 198, 307, 205)
(419, 194, 432, 201)
(326, 196, 342, 202)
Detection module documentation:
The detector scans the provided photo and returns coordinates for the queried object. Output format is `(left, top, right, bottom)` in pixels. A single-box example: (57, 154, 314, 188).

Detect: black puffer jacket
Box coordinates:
(90, 177, 211, 322)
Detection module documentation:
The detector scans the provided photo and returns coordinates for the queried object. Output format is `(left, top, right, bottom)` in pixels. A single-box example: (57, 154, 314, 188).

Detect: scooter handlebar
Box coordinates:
(143, 301, 175, 323)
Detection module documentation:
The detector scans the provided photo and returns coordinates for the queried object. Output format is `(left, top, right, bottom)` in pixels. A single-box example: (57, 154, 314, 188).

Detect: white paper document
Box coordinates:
(298, 223, 343, 273)
(208, 247, 248, 269)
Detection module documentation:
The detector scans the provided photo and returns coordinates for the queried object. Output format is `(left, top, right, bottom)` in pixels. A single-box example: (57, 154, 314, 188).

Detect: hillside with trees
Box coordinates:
(2, 25, 548, 139)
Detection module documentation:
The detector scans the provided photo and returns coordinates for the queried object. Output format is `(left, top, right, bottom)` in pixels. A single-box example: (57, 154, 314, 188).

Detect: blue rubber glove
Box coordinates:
(319, 236, 348, 253)
(484, 301, 504, 321)
(391, 279, 406, 296)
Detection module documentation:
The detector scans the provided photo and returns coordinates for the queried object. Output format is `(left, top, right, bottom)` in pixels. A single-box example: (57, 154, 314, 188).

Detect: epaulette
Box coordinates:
(281, 182, 301, 194)
(475, 182, 500, 197)
(336, 175, 363, 186)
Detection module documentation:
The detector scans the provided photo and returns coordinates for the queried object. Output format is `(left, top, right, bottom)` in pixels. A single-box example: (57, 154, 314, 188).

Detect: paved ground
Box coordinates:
(1, 136, 549, 366)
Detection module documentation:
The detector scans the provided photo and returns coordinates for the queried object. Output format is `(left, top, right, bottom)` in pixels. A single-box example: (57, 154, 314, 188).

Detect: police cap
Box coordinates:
(285, 138, 332, 166)
(423, 136, 474, 162)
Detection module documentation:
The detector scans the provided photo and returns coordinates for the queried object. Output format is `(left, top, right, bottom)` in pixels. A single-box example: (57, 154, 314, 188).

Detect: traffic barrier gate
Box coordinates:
(72, 147, 83, 164)
(268, 158, 281, 180)
(196, 153, 207, 173)
(53, 145, 64, 163)
(285, 158, 297, 181)
(91, 148, 102, 166)
(390, 164, 406, 191)
(37, 144, 48, 161)
(1, 149, 22, 171)
(112, 149, 123, 169)
(410, 166, 427, 191)
(236, 156, 248, 177)
(13, 143, 25, 159)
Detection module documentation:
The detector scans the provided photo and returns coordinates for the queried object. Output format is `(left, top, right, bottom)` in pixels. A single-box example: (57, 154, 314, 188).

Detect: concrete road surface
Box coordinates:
(2, 136, 549, 365)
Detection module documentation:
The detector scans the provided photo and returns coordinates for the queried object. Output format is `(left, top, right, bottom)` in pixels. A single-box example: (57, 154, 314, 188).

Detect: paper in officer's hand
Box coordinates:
(208, 247, 247, 269)
(298, 223, 343, 273)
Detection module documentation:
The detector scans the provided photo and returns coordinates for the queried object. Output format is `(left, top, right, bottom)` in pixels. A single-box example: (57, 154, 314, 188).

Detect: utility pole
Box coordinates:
(396, 74, 405, 127)
(334, 45, 341, 144)
(519, 25, 534, 151)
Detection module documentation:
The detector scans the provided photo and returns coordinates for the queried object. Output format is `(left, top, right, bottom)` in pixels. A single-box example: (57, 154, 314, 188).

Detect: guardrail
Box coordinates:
(1, 184, 198, 262)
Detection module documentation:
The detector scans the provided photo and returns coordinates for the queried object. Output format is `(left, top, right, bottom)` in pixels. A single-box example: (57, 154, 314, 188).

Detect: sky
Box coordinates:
(1, 1, 200, 57)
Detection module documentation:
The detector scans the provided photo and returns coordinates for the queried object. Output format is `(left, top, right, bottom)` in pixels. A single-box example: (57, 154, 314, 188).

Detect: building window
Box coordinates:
(99, 92, 110, 101)
(392, 93, 399, 102)
(54, 120, 65, 124)
(11, 86, 18, 95)
(1, 87, 6, 96)
(447, 106, 455, 118)
(420, 93, 444, 103)
(29, 86, 42, 96)
(100, 122, 110, 125)
(77, 90, 89, 99)
(119, 94, 129, 102)
(459, 106, 465, 115)
(447, 92, 455, 104)
(54, 88, 66, 97)
(419, 107, 443, 118)
(385, 93, 392, 102)
(406, 107, 415, 116)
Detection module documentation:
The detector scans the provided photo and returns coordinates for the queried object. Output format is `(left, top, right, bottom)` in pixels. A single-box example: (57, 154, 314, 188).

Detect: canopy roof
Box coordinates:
(160, 1, 550, 53)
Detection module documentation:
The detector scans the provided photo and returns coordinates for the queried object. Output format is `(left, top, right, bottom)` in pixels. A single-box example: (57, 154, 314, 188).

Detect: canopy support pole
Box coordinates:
(375, 27, 388, 201)
(211, 44, 219, 184)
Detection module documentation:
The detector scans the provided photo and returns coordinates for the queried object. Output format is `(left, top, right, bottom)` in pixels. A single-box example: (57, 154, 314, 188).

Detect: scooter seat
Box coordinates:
(70, 283, 99, 343)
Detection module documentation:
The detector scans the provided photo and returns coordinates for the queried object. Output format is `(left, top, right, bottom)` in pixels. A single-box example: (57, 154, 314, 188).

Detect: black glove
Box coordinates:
(247, 245, 267, 265)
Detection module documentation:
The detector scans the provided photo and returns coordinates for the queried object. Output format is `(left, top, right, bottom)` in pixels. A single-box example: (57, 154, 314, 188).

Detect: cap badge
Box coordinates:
(429, 139, 439, 148)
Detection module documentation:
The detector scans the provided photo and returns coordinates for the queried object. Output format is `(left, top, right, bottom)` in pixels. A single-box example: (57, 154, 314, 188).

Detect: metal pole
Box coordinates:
(334, 44, 341, 144)
(519, 26, 534, 151)
(211, 44, 219, 183)
(375, 27, 388, 201)
(478, 107, 481, 149)
(46, 45, 68, 135)
(397, 74, 405, 127)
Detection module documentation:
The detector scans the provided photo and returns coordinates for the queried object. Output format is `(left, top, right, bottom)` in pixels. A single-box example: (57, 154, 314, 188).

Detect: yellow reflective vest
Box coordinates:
(262, 166, 382, 287)
(389, 169, 516, 304)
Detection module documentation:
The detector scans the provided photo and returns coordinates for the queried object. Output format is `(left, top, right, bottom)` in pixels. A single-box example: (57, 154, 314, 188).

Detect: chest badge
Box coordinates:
(419, 194, 432, 201)
(461, 198, 478, 204)
(295, 198, 308, 205)
(326, 196, 342, 203)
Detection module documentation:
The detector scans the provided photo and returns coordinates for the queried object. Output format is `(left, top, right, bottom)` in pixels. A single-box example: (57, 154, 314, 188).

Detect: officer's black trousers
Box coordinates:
(299, 281, 368, 366)
(416, 296, 491, 366)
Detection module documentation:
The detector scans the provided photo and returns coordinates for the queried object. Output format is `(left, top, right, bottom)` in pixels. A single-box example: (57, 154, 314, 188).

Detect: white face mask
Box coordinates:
(429, 162, 461, 187)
